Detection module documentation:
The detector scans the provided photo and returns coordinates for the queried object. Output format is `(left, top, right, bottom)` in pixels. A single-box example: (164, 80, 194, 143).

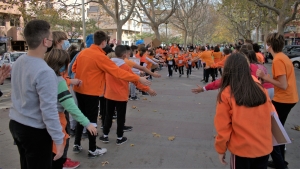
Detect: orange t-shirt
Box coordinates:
(213, 52, 222, 63)
(199, 51, 214, 66)
(105, 60, 149, 101)
(215, 85, 274, 157)
(176, 55, 185, 67)
(272, 52, 299, 103)
(256, 53, 264, 64)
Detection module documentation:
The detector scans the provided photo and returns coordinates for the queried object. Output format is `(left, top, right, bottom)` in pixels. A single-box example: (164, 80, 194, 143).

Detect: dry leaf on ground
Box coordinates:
(291, 125, 300, 131)
(153, 110, 157, 112)
(168, 136, 175, 141)
(102, 161, 109, 166)
(152, 132, 160, 138)
(132, 106, 137, 109)
(130, 144, 134, 146)
(143, 98, 147, 100)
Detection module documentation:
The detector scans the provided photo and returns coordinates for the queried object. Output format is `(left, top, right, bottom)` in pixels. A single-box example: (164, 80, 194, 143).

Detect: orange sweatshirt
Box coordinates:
(199, 51, 214, 66)
(210, 54, 230, 68)
(214, 85, 274, 157)
(212, 51, 222, 63)
(170, 46, 180, 54)
(105, 58, 149, 101)
(72, 44, 139, 96)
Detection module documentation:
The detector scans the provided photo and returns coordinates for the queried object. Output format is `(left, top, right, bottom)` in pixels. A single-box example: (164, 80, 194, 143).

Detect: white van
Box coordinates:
(1, 52, 27, 78)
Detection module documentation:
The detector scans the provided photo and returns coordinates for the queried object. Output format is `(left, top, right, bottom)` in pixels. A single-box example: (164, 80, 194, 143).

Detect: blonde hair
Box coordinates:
(45, 49, 70, 76)
(107, 52, 116, 59)
(52, 31, 67, 47)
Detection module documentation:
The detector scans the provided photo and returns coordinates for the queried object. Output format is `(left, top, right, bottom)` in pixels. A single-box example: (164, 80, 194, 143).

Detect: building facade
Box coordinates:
(0, 1, 26, 54)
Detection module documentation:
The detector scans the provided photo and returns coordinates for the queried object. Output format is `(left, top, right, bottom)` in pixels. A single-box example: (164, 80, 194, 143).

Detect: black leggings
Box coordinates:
(204, 68, 215, 82)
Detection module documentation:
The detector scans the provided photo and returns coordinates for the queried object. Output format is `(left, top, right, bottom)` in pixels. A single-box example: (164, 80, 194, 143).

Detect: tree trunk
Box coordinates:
(277, 15, 285, 35)
(255, 26, 259, 43)
(117, 24, 123, 42)
(184, 30, 187, 49)
(152, 26, 160, 41)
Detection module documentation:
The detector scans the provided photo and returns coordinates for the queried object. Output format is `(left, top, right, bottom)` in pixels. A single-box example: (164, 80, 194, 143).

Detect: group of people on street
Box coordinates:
(5, 19, 298, 169)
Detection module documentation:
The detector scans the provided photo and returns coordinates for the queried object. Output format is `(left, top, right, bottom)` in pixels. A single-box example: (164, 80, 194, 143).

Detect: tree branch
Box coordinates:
(248, 0, 280, 15)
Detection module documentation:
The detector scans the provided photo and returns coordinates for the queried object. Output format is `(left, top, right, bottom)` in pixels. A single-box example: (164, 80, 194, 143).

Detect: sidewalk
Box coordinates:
(1, 67, 300, 169)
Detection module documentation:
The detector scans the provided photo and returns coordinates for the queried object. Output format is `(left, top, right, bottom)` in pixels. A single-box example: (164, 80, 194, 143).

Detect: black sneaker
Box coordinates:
(123, 126, 133, 132)
(142, 92, 149, 96)
(130, 96, 140, 100)
(82, 132, 88, 139)
(73, 145, 83, 154)
(116, 137, 127, 145)
(268, 160, 289, 169)
(99, 136, 109, 143)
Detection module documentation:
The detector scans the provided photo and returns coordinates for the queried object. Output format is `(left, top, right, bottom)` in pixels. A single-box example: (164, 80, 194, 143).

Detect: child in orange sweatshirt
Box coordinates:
(214, 53, 274, 169)
(99, 45, 157, 145)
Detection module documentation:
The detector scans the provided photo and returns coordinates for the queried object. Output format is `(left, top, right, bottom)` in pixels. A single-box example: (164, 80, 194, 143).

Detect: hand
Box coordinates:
(147, 88, 157, 96)
(191, 85, 204, 94)
(218, 153, 227, 165)
(256, 69, 266, 79)
(0, 64, 11, 84)
(86, 124, 97, 136)
(204, 66, 210, 69)
(139, 77, 151, 86)
(53, 144, 64, 161)
(70, 79, 82, 86)
(152, 72, 161, 78)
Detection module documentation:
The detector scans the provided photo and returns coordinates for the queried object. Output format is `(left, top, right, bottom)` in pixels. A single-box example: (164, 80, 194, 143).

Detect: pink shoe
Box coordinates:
(63, 158, 80, 169)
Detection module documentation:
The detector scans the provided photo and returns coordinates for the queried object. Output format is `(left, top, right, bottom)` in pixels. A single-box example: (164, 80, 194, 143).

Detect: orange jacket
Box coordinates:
(215, 85, 274, 157)
(105, 58, 149, 101)
(199, 51, 214, 66)
(170, 46, 180, 54)
(213, 52, 223, 63)
(72, 44, 139, 96)
(210, 54, 230, 68)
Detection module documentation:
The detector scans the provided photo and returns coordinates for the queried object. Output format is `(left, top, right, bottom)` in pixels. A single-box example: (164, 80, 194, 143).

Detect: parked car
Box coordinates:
(1, 52, 26, 65)
(1, 52, 27, 77)
(282, 45, 300, 68)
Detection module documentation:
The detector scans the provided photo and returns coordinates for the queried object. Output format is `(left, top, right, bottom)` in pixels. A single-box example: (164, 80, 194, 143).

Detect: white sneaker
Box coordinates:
(88, 146, 107, 158)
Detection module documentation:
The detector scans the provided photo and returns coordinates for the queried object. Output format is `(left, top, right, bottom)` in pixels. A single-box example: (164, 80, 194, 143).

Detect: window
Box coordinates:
(10, 17, 20, 27)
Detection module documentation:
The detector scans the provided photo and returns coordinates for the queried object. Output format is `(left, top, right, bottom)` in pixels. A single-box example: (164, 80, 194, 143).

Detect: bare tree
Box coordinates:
(170, 0, 209, 47)
(249, 0, 300, 34)
(132, 0, 178, 41)
(97, 0, 137, 42)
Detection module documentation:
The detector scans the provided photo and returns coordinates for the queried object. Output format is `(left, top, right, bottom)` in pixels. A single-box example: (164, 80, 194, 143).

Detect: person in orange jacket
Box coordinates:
(214, 53, 274, 168)
(185, 53, 193, 78)
(166, 53, 174, 77)
(196, 46, 215, 83)
(212, 46, 223, 77)
(169, 43, 180, 54)
(176, 51, 186, 77)
(99, 45, 156, 145)
(209, 48, 231, 69)
(71, 31, 150, 158)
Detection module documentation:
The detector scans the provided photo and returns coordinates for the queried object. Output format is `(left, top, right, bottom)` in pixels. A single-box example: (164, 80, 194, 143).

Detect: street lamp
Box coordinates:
(165, 20, 169, 43)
